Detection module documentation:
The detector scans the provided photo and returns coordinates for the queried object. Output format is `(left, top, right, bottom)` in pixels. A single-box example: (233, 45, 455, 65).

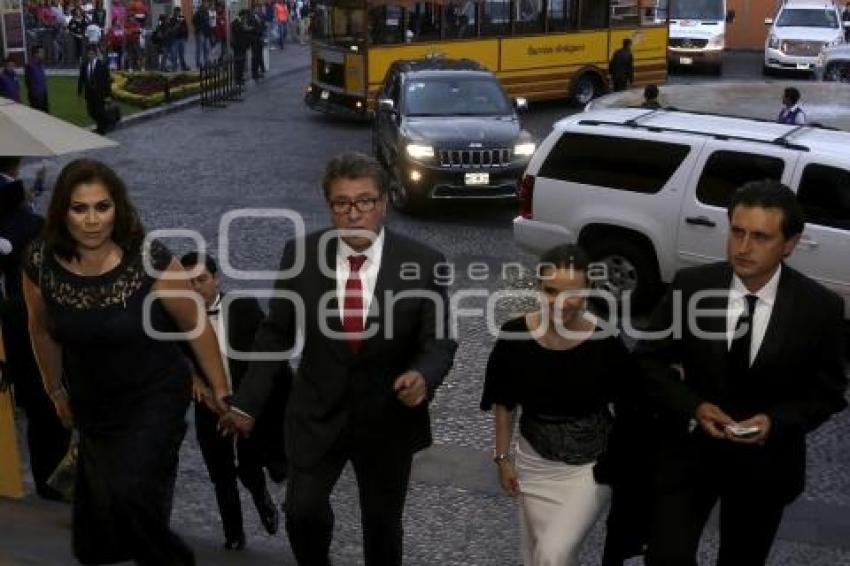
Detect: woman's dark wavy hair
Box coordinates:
(44, 159, 145, 261)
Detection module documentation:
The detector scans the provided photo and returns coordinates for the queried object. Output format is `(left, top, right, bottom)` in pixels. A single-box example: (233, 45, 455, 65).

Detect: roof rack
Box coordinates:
(578, 110, 812, 152)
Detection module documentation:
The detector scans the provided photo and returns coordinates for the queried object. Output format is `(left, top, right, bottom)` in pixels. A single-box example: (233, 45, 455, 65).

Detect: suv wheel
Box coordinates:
(389, 164, 424, 214)
(572, 74, 598, 106)
(586, 239, 661, 312)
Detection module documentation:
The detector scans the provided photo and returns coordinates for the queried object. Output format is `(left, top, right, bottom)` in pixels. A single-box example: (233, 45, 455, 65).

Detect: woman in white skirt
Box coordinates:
(480, 244, 634, 566)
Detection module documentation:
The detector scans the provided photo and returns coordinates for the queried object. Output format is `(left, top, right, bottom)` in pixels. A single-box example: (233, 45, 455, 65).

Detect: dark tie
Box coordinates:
(342, 254, 367, 353)
(728, 294, 759, 376)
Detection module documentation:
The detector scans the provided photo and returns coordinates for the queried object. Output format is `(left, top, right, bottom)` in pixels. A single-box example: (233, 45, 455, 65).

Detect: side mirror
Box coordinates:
(378, 98, 394, 111)
(764, 17, 773, 25)
(726, 9, 735, 23)
(514, 97, 528, 111)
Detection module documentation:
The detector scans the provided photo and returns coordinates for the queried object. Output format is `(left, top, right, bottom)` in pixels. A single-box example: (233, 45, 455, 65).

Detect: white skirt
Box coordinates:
(515, 435, 612, 566)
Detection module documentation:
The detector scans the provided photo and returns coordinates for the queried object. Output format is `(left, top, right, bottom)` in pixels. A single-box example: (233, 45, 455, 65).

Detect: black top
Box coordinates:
(23, 238, 191, 432)
(480, 316, 633, 419)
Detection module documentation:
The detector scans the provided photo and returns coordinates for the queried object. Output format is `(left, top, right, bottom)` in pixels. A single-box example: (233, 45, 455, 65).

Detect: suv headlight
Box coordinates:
(514, 142, 536, 157)
(767, 34, 780, 49)
(707, 34, 725, 48)
(406, 143, 434, 160)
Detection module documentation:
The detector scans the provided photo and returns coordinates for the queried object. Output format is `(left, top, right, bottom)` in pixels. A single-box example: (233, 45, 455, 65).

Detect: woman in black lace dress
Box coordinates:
(22, 159, 230, 565)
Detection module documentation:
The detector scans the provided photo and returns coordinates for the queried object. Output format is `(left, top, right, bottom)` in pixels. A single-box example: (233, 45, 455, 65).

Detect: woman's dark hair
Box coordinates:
(536, 244, 591, 280)
(727, 179, 804, 239)
(180, 251, 218, 275)
(45, 159, 145, 260)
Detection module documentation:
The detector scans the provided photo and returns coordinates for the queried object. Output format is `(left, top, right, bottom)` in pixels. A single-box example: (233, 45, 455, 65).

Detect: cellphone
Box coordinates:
(726, 424, 760, 438)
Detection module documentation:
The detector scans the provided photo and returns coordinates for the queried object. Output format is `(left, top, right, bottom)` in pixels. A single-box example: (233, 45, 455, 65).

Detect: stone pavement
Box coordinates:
(2, 48, 849, 565)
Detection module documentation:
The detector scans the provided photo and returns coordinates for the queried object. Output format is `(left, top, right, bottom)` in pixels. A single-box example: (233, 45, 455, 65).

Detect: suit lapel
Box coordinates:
(751, 266, 794, 372)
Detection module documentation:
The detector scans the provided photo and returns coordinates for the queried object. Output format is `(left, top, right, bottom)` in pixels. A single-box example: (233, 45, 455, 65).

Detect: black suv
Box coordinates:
(372, 58, 535, 213)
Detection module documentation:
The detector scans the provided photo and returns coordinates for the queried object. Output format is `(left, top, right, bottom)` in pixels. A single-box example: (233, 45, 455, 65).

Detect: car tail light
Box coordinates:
(518, 174, 535, 219)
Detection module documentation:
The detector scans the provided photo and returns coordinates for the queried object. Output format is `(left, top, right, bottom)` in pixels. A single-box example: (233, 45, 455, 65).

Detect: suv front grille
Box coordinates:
(669, 38, 708, 48)
(781, 40, 825, 57)
(439, 148, 512, 168)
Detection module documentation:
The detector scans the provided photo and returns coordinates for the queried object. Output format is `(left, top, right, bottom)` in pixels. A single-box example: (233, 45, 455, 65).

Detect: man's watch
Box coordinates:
(493, 452, 510, 464)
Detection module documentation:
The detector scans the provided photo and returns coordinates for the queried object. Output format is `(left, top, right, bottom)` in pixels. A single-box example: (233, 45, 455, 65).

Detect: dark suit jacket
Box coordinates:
(636, 262, 847, 502)
(235, 228, 457, 469)
(77, 58, 111, 100)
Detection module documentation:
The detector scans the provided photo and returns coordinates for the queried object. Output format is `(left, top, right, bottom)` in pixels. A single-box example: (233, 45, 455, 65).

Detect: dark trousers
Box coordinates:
(29, 93, 49, 113)
(195, 402, 266, 540)
(250, 41, 263, 79)
(644, 472, 786, 566)
(1, 303, 70, 495)
(285, 441, 413, 566)
(612, 77, 628, 92)
(233, 48, 247, 83)
(85, 93, 108, 134)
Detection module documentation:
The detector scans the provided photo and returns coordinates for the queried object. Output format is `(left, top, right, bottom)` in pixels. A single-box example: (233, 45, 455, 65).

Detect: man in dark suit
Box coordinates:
(220, 151, 457, 566)
(610, 38, 634, 92)
(1, 157, 71, 500)
(637, 180, 847, 565)
(77, 44, 111, 134)
(179, 252, 281, 551)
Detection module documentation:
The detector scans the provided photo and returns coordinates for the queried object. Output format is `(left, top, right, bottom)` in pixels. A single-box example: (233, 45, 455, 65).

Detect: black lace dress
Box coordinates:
(24, 238, 194, 565)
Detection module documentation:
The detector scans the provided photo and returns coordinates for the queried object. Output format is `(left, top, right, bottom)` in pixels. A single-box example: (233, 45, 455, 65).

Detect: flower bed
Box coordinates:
(111, 71, 203, 108)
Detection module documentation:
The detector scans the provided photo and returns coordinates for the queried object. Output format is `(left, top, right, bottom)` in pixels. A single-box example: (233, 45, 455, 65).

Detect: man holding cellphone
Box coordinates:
(637, 180, 847, 565)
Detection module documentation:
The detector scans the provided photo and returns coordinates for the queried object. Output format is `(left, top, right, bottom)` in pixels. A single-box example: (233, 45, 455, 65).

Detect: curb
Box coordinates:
(109, 63, 310, 131)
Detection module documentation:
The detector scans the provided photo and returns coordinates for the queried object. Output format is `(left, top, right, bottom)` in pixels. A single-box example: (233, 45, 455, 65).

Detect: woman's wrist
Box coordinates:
(47, 384, 67, 400)
(493, 451, 511, 465)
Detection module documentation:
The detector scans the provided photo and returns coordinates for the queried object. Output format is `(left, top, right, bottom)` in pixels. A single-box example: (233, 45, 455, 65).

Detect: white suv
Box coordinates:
(764, 0, 845, 74)
(513, 107, 850, 317)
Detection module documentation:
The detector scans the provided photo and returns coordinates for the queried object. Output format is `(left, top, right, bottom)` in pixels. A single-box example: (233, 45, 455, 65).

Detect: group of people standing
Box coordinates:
(1, 149, 846, 566)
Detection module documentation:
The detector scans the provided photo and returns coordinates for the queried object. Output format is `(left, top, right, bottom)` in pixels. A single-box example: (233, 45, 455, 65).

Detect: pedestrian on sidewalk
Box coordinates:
(250, 0, 267, 79)
(125, 17, 142, 71)
(22, 159, 231, 565)
(481, 243, 638, 566)
(610, 37, 633, 92)
(215, 1, 228, 61)
(77, 44, 111, 134)
(179, 252, 284, 551)
(169, 6, 190, 71)
(152, 14, 173, 71)
(274, 0, 288, 49)
(105, 18, 126, 70)
(68, 7, 89, 63)
(0, 57, 21, 103)
(777, 86, 806, 125)
(192, 0, 213, 68)
(220, 151, 457, 566)
(24, 46, 50, 113)
(231, 9, 251, 85)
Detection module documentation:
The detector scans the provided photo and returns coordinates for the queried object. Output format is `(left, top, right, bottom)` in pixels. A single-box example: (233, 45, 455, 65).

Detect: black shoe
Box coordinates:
(224, 533, 246, 551)
(254, 488, 279, 535)
(35, 484, 66, 502)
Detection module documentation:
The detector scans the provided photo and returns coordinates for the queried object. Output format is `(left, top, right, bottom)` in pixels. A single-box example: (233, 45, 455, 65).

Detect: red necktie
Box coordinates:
(342, 254, 367, 353)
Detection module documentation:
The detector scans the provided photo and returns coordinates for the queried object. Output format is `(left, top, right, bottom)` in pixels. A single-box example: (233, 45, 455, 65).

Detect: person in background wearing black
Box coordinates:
(68, 7, 89, 64)
(231, 10, 252, 85)
(25, 46, 50, 113)
(179, 252, 284, 551)
(641, 84, 661, 109)
(169, 7, 190, 71)
(250, 0, 266, 80)
(610, 38, 634, 92)
(77, 44, 111, 134)
(1, 157, 70, 502)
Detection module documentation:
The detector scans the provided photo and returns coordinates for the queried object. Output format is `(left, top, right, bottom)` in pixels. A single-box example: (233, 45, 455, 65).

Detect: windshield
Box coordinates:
(312, 0, 367, 46)
(669, 0, 725, 21)
(777, 8, 838, 28)
(403, 77, 512, 116)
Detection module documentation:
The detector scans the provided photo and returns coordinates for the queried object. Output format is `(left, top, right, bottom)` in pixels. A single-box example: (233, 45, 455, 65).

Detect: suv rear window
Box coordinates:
(538, 133, 690, 194)
(696, 151, 785, 208)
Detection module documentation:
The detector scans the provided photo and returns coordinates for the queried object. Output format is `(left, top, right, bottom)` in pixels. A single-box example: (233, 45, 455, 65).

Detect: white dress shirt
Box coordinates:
(335, 229, 385, 323)
(725, 265, 782, 366)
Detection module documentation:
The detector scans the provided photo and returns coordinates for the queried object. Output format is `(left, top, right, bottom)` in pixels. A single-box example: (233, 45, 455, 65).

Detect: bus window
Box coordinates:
(369, 4, 408, 44)
(516, 0, 545, 33)
(578, 0, 607, 29)
(547, 0, 578, 31)
(445, 0, 478, 38)
(312, 0, 366, 45)
(407, 2, 443, 42)
(611, 0, 639, 27)
(481, 0, 510, 36)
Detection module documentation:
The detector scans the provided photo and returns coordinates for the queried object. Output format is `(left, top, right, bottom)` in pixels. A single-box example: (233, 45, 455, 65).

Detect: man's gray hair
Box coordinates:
(321, 152, 387, 200)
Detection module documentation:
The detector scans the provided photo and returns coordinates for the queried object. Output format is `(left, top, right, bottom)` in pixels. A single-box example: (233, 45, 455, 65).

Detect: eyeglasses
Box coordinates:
(329, 197, 380, 214)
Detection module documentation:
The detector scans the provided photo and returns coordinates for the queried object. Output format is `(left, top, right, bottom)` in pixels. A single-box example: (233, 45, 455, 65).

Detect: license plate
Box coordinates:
(679, 57, 693, 65)
(320, 90, 329, 100)
(796, 63, 810, 70)
(464, 172, 489, 186)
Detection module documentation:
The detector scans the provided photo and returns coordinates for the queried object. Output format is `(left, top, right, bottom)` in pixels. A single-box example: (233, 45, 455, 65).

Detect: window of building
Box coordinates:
(539, 133, 691, 194)
(696, 151, 785, 208)
(797, 163, 850, 230)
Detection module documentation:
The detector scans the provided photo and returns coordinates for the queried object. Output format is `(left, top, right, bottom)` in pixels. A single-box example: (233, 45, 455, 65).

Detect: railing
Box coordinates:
(200, 56, 243, 109)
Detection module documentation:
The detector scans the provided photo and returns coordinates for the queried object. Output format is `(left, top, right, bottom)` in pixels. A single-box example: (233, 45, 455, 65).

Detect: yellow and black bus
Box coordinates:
(304, 0, 669, 118)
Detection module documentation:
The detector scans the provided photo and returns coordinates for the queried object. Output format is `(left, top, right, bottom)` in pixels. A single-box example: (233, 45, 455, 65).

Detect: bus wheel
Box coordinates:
(572, 74, 599, 106)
